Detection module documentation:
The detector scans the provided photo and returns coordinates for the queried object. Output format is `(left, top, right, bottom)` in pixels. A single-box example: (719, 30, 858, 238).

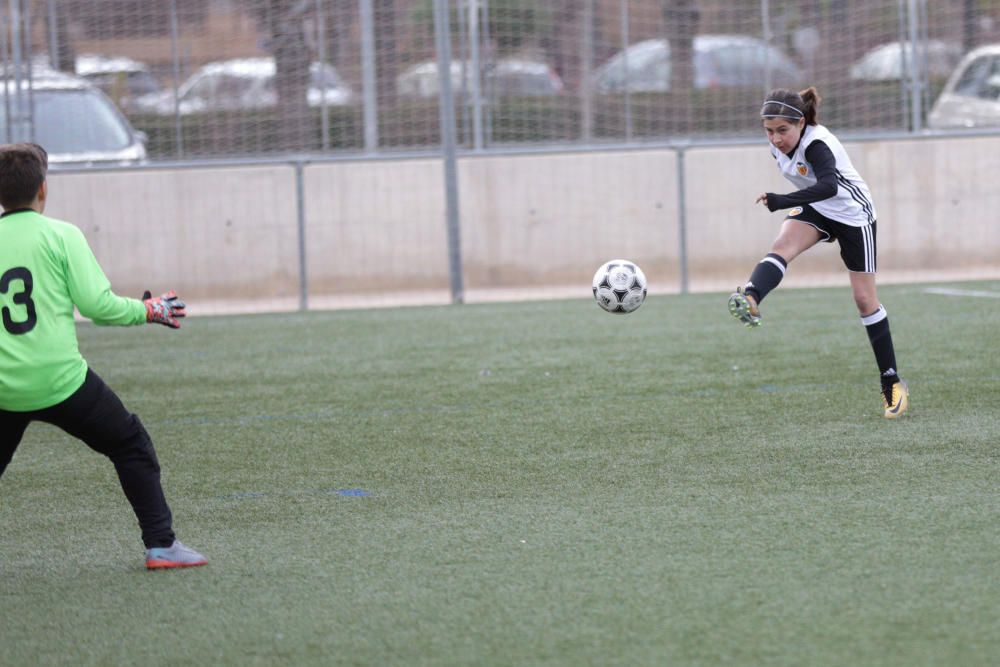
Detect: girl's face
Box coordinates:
(763, 117, 805, 154)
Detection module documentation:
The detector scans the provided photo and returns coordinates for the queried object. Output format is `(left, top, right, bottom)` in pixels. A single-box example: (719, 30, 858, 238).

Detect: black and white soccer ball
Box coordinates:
(592, 259, 647, 314)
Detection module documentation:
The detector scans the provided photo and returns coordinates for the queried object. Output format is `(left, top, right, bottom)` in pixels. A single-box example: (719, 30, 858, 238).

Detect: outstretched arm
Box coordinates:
(64, 226, 146, 326)
(63, 225, 185, 328)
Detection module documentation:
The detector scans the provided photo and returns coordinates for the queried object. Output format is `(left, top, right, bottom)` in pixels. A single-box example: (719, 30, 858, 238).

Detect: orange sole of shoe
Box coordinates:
(145, 559, 208, 570)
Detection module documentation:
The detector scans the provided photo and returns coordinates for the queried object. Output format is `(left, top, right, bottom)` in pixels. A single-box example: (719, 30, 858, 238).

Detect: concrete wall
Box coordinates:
(44, 134, 1000, 309)
(47, 166, 300, 301)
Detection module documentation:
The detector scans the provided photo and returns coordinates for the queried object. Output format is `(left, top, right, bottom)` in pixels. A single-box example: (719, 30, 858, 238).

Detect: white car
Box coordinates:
(75, 54, 164, 112)
(928, 44, 1000, 129)
(850, 40, 963, 82)
(593, 35, 804, 93)
(132, 57, 353, 116)
(397, 58, 564, 98)
(1, 68, 146, 165)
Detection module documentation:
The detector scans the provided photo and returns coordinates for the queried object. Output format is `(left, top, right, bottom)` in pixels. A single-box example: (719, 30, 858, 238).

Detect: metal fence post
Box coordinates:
(295, 160, 309, 311)
(433, 0, 465, 304)
(468, 0, 484, 151)
(676, 143, 690, 295)
(1, 8, 10, 144)
(23, 0, 34, 142)
(897, 0, 909, 129)
(359, 0, 378, 152)
(316, 0, 330, 151)
(46, 0, 57, 69)
(169, 0, 184, 157)
(9, 0, 24, 141)
(761, 0, 772, 95)
(620, 0, 632, 142)
(580, 0, 594, 142)
(906, 0, 922, 131)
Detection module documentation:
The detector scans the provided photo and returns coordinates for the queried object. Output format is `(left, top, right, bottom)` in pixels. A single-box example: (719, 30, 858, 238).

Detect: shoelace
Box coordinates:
(882, 385, 896, 407)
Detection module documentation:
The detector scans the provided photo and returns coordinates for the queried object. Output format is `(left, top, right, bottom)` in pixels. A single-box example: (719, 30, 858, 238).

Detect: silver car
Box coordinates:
(593, 35, 804, 93)
(132, 57, 353, 116)
(928, 44, 1000, 129)
(397, 58, 564, 98)
(1, 68, 147, 165)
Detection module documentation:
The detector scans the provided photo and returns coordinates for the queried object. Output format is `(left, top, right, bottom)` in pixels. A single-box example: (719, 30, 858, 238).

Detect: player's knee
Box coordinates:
(104, 414, 161, 469)
(852, 290, 879, 314)
(770, 242, 793, 261)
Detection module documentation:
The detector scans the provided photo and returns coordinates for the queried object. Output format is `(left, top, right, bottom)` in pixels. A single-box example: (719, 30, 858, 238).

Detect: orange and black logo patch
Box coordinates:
(796, 162, 808, 176)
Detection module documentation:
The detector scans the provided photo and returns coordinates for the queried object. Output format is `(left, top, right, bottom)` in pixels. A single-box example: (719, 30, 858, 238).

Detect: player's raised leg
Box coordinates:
(730, 218, 821, 327)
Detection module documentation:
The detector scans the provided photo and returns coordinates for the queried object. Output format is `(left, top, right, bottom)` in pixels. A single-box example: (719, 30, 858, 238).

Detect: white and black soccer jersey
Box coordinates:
(767, 124, 876, 227)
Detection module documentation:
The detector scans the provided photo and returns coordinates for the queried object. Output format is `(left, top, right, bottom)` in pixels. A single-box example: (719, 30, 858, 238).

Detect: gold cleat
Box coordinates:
(882, 380, 909, 419)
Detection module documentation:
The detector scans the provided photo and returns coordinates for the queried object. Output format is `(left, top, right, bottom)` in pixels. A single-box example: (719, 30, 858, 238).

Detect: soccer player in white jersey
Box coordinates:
(727, 87, 909, 418)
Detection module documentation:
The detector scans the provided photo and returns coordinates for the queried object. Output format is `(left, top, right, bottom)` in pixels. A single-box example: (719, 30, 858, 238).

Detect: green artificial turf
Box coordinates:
(2, 282, 998, 666)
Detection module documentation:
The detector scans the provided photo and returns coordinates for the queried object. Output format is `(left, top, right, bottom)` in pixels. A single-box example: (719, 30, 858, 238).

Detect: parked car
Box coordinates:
(593, 35, 803, 93)
(0, 68, 146, 165)
(928, 44, 1000, 129)
(592, 35, 804, 93)
(397, 58, 564, 98)
(850, 40, 963, 82)
(75, 53, 164, 111)
(132, 57, 353, 116)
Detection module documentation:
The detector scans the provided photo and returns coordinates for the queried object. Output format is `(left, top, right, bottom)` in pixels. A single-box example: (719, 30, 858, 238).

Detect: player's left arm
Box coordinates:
(759, 140, 839, 211)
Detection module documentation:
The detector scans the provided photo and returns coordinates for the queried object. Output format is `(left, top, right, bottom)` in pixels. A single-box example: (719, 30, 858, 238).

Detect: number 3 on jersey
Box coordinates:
(1, 267, 37, 334)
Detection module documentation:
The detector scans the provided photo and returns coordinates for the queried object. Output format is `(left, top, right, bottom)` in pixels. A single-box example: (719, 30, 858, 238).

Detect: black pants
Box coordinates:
(0, 369, 175, 548)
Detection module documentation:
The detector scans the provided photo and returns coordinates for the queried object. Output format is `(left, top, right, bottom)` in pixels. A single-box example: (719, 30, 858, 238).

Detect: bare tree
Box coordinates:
(538, 0, 579, 85)
(374, 0, 398, 105)
(251, 0, 314, 152)
(963, 0, 977, 51)
(661, 0, 700, 134)
(45, 1, 76, 72)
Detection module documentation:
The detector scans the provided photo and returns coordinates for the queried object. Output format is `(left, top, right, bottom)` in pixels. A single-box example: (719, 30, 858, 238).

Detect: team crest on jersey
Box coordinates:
(788, 207, 803, 216)
(796, 162, 808, 176)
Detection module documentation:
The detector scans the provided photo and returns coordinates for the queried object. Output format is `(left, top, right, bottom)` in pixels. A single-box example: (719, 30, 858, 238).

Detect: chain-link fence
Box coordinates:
(4, 1, 1000, 162)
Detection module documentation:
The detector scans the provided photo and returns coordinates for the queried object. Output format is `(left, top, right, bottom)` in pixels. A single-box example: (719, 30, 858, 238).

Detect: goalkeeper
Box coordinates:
(0, 143, 206, 569)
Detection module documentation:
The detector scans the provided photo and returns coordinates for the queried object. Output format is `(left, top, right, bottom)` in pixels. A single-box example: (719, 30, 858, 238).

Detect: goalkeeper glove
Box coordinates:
(143, 290, 186, 329)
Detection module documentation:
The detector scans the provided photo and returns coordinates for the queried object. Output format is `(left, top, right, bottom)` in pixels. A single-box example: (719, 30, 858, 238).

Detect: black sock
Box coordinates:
(744, 253, 787, 304)
(862, 305, 899, 399)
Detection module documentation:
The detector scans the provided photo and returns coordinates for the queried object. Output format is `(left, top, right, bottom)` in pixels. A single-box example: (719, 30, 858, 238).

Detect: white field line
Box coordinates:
(924, 287, 1000, 299)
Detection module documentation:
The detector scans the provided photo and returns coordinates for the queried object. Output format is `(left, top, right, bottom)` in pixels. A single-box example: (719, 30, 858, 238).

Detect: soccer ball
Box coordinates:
(592, 259, 647, 313)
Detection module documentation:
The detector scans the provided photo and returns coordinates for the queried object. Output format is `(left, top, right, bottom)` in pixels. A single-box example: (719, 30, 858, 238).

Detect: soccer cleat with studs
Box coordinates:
(145, 540, 208, 570)
(728, 286, 761, 328)
(882, 379, 909, 419)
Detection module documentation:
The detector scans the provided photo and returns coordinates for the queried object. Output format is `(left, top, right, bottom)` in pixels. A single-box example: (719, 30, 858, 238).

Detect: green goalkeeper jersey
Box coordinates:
(0, 210, 146, 411)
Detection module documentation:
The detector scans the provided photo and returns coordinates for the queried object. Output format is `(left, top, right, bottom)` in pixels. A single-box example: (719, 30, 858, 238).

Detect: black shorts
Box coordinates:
(786, 205, 877, 273)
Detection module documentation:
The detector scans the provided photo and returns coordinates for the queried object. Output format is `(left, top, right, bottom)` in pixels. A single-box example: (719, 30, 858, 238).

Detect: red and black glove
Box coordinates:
(143, 290, 186, 329)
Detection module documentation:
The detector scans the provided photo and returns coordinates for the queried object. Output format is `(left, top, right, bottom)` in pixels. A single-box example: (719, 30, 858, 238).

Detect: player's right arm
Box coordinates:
(61, 225, 149, 326)
(760, 141, 838, 211)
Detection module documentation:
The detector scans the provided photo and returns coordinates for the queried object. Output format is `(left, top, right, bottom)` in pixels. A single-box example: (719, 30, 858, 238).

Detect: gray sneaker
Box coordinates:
(145, 540, 208, 570)
(728, 286, 761, 328)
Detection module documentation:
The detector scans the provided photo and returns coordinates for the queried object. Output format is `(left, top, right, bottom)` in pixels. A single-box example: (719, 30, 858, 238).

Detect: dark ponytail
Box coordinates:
(798, 87, 821, 125)
(760, 87, 821, 126)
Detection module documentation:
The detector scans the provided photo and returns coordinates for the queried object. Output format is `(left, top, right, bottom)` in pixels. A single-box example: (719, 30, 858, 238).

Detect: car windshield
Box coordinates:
(0, 88, 132, 153)
(952, 55, 1000, 99)
(127, 71, 161, 96)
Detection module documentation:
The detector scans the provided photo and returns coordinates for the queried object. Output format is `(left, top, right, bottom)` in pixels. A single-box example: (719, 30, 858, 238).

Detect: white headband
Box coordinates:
(760, 99, 804, 119)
